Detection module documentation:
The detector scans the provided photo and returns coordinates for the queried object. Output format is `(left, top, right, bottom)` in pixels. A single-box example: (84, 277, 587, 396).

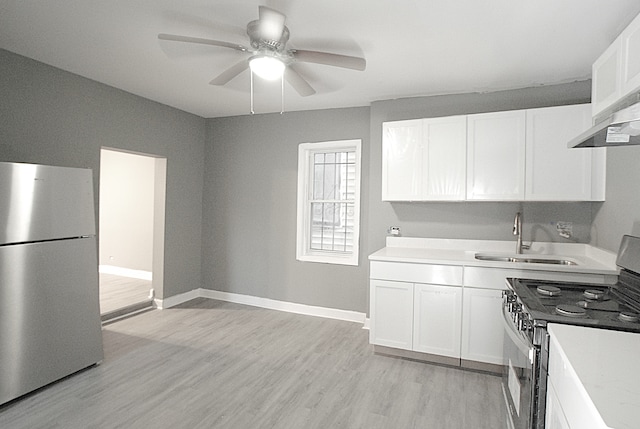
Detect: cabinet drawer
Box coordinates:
(371, 261, 462, 285)
(463, 267, 610, 290)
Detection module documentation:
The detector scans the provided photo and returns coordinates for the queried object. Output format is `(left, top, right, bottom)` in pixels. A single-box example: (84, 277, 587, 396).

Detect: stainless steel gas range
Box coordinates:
(501, 235, 640, 429)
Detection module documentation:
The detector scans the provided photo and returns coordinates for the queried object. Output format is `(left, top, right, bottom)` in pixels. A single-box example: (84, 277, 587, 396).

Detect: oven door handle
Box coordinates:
(502, 304, 535, 365)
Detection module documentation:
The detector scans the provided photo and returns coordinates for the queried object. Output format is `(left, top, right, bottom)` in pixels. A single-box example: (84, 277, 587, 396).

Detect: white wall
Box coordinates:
(99, 149, 155, 272)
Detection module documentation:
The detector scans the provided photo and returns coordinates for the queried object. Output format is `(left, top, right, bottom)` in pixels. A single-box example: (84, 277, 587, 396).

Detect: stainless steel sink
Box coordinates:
(474, 253, 577, 265)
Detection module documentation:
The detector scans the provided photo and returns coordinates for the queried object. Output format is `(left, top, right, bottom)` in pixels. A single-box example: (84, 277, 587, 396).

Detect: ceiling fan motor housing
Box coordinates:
(247, 20, 290, 52)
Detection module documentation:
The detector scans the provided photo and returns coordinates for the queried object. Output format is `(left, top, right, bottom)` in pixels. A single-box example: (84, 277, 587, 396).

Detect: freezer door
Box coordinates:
(0, 237, 103, 405)
(0, 162, 95, 245)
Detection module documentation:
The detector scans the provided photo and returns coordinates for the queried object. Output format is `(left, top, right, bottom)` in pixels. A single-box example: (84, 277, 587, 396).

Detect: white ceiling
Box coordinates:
(2, 1, 640, 118)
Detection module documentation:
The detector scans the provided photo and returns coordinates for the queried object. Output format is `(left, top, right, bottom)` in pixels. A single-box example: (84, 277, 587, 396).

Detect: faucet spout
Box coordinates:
(513, 212, 526, 254)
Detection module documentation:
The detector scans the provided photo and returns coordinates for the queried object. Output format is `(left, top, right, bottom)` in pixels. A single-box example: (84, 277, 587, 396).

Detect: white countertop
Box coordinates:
(369, 237, 618, 276)
(548, 324, 640, 429)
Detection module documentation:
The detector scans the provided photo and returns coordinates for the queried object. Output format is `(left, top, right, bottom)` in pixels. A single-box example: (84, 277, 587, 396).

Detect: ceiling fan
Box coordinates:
(158, 5, 366, 97)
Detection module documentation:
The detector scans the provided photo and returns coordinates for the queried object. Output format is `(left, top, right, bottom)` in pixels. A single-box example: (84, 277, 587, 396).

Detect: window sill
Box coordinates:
(296, 253, 359, 266)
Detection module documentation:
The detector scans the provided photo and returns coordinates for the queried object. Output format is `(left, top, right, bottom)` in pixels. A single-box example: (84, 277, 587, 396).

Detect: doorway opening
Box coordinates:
(98, 148, 167, 322)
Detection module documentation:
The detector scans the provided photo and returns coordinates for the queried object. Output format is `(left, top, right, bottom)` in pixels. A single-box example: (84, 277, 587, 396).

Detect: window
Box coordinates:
(296, 139, 361, 266)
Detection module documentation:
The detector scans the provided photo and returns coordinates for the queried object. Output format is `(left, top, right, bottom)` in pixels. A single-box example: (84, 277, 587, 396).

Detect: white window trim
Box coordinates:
(296, 139, 361, 266)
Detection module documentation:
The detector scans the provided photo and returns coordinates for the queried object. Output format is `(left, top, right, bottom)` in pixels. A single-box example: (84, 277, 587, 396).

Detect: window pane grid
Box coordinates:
(309, 150, 356, 253)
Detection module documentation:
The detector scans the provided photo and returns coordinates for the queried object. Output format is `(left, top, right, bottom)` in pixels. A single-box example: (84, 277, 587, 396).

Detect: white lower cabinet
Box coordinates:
(369, 261, 463, 357)
(370, 279, 414, 350)
(371, 260, 615, 369)
(413, 283, 462, 358)
(369, 279, 463, 357)
(546, 382, 571, 429)
(460, 287, 503, 365)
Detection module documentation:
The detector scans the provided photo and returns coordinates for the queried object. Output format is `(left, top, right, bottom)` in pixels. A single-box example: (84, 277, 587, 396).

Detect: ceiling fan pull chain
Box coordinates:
(250, 70, 255, 115)
(280, 74, 284, 114)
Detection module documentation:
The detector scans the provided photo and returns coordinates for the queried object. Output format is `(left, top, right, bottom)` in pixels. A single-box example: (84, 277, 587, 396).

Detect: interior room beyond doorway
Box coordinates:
(98, 148, 166, 320)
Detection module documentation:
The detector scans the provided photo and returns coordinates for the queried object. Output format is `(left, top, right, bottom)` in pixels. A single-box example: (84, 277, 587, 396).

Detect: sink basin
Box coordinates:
(475, 253, 578, 266)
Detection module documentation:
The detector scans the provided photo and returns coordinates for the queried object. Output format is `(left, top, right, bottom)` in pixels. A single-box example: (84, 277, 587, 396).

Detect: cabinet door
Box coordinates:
(422, 116, 467, 200)
(382, 120, 423, 201)
(592, 39, 622, 118)
(545, 382, 572, 429)
(370, 280, 413, 350)
(467, 110, 526, 200)
(621, 13, 640, 99)
(413, 283, 462, 358)
(460, 288, 504, 365)
(525, 104, 602, 201)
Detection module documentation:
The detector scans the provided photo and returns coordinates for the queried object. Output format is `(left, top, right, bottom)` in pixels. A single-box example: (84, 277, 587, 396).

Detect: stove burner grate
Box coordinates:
(584, 289, 607, 301)
(555, 304, 587, 318)
(619, 312, 640, 323)
(537, 285, 562, 297)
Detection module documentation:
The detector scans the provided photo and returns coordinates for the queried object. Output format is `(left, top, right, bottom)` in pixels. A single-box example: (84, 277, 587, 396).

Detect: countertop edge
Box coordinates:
(368, 238, 619, 276)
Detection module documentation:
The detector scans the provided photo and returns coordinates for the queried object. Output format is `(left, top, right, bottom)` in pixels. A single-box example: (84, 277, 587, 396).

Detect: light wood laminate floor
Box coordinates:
(99, 273, 152, 315)
(0, 298, 506, 428)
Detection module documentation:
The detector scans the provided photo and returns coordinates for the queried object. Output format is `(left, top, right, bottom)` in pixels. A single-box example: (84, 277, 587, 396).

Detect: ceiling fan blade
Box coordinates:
(258, 6, 286, 41)
(158, 33, 249, 52)
(284, 67, 316, 97)
(292, 50, 366, 71)
(209, 60, 249, 85)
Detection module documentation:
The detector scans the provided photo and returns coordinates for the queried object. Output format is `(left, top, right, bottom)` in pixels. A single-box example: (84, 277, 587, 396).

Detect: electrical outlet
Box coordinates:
(388, 226, 401, 236)
(556, 221, 573, 239)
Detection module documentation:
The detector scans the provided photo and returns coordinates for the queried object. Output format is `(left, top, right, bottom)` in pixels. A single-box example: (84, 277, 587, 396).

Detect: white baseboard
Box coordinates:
(154, 289, 200, 310)
(154, 287, 366, 325)
(99, 265, 152, 281)
(363, 318, 370, 330)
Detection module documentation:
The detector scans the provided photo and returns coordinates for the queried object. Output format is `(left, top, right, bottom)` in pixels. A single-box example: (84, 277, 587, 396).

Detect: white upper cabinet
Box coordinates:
(592, 12, 640, 119)
(382, 120, 422, 201)
(382, 105, 605, 202)
(466, 110, 526, 200)
(382, 116, 466, 201)
(526, 104, 605, 201)
(592, 39, 622, 118)
(621, 13, 640, 99)
(421, 116, 467, 200)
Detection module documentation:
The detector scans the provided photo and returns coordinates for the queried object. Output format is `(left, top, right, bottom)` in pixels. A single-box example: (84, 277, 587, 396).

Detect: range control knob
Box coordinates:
(517, 314, 527, 331)
(517, 313, 532, 332)
(502, 290, 516, 304)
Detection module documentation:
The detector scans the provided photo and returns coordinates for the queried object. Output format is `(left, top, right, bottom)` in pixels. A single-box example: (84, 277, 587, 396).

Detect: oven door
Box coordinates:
(501, 304, 536, 429)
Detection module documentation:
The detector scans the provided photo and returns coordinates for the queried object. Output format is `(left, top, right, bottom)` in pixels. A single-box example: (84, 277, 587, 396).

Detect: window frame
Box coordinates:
(296, 139, 361, 266)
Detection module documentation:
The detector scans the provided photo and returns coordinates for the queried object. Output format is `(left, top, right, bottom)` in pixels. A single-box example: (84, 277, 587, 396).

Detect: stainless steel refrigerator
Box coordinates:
(0, 161, 103, 406)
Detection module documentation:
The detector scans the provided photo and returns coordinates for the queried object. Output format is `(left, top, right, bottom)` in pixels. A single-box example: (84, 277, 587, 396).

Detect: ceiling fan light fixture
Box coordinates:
(249, 55, 285, 80)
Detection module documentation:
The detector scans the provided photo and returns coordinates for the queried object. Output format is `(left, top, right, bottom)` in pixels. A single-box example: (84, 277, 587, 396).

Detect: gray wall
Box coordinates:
(0, 49, 205, 299)
(204, 108, 371, 312)
(592, 146, 640, 252)
(366, 82, 598, 256)
(4, 46, 635, 313)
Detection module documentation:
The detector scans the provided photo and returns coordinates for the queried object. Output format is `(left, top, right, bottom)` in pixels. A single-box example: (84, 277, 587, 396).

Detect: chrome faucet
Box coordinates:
(513, 212, 530, 254)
